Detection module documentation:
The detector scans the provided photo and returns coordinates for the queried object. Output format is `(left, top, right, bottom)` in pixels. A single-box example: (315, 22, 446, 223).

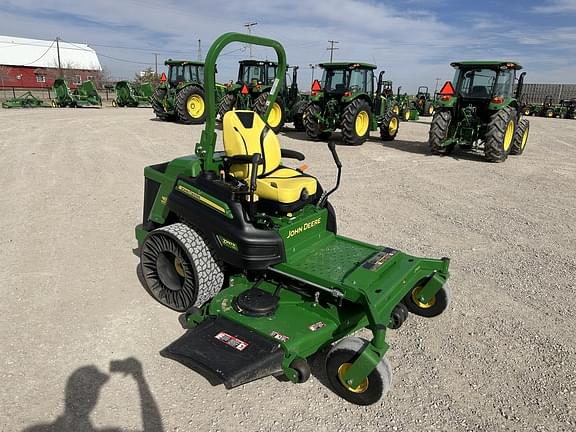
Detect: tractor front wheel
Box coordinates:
(111, 99, 118, 108)
(140, 223, 225, 312)
(176, 86, 206, 124)
(429, 110, 455, 155)
(253, 92, 285, 133)
(510, 118, 529, 155)
(424, 101, 435, 116)
(484, 106, 516, 162)
(380, 110, 399, 141)
(342, 99, 372, 145)
(403, 284, 451, 318)
(304, 103, 331, 141)
(325, 337, 392, 406)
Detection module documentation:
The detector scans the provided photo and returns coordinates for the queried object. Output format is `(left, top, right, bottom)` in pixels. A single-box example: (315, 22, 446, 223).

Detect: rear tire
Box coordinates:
(484, 106, 516, 162)
(253, 92, 285, 133)
(292, 100, 308, 131)
(151, 87, 169, 120)
(176, 86, 206, 124)
(341, 99, 372, 145)
(325, 337, 392, 406)
(510, 118, 529, 155)
(217, 93, 236, 121)
(379, 110, 399, 141)
(304, 103, 331, 140)
(429, 110, 455, 154)
(140, 223, 225, 312)
(424, 101, 434, 116)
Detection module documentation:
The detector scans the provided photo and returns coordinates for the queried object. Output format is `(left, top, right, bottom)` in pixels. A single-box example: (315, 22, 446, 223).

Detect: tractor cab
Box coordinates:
(237, 59, 278, 88)
(315, 62, 376, 99)
(166, 60, 205, 87)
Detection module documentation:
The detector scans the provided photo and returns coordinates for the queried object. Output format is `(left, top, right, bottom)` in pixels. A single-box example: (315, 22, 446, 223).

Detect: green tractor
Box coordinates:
(135, 33, 451, 406)
(217, 60, 307, 133)
(396, 86, 419, 122)
(112, 81, 153, 107)
(51, 78, 102, 108)
(303, 63, 400, 145)
(412, 86, 435, 117)
(429, 61, 529, 162)
(151, 60, 210, 124)
(378, 78, 400, 115)
(557, 99, 576, 119)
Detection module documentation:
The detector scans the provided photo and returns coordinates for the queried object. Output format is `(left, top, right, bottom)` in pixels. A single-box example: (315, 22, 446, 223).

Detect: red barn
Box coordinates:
(0, 35, 102, 89)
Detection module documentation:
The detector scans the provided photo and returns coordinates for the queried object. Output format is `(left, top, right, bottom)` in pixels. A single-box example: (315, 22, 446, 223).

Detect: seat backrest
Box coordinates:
(223, 111, 281, 181)
(470, 86, 488, 98)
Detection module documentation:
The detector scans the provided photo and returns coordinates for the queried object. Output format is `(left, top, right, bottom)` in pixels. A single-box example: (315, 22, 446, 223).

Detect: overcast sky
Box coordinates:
(1, 0, 575, 91)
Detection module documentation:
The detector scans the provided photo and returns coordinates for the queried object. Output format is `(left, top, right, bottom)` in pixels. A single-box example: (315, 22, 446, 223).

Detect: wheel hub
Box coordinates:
(337, 363, 369, 393)
(187, 94, 205, 118)
(411, 286, 436, 309)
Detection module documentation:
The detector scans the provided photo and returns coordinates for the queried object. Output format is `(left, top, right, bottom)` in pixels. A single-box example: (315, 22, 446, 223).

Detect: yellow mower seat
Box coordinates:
(223, 110, 317, 205)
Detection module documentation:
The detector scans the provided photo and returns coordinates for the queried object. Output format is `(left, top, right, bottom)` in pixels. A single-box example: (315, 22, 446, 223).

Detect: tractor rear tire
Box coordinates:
(342, 99, 372, 145)
(510, 118, 529, 155)
(176, 86, 206, 124)
(217, 93, 236, 121)
(325, 337, 392, 406)
(304, 103, 331, 140)
(379, 110, 399, 141)
(292, 100, 308, 131)
(151, 87, 170, 120)
(484, 106, 516, 162)
(429, 110, 455, 155)
(424, 101, 434, 116)
(253, 92, 285, 133)
(140, 223, 225, 312)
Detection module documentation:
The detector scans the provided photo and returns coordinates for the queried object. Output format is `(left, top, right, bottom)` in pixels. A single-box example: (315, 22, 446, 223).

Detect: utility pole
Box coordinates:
(244, 22, 258, 58)
(197, 39, 202, 61)
(154, 53, 158, 77)
(56, 37, 62, 77)
(327, 40, 339, 63)
(309, 63, 316, 83)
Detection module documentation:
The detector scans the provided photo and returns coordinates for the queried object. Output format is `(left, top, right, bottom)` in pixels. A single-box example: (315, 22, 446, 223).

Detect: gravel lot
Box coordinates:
(1, 108, 575, 432)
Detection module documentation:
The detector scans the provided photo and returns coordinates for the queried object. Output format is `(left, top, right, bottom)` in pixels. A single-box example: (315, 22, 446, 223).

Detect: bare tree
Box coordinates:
(133, 67, 159, 87)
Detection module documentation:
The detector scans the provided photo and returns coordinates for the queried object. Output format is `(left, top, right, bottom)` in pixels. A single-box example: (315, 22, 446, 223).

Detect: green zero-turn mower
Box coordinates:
(135, 33, 451, 406)
(303, 63, 400, 146)
(218, 60, 308, 133)
(51, 78, 102, 108)
(430, 61, 529, 162)
(112, 81, 153, 107)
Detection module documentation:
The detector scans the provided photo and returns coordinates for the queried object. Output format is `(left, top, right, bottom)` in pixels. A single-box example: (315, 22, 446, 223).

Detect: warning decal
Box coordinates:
(214, 331, 249, 351)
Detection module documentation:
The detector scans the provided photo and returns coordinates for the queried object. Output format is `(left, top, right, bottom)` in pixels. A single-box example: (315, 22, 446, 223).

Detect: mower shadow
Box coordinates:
(22, 358, 164, 432)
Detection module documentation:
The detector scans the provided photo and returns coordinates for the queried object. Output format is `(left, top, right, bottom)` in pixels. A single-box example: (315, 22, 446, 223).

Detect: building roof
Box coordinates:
(0, 35, 101, 70)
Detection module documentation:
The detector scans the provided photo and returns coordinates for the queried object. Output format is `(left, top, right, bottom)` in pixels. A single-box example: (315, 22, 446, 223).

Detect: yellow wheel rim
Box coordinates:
(174, 256, 185, 278)
(411, 286, 436, 309)
(393, 105, 400, 115)
(503, 120, 514, 152)
(388, 117, 398, 135)
(404, 111, 411, 121)
(524, 110, 530, 115)
(355, 110, 370, 136)
(268, 102, 282, 128)
(187, 94, 205, 118)
(337, 363, 369, 394)
(547, 111, 553, 117)
(521, 127, 529, 149)
(428, 105, 434, 115)
(112, 100, 117, 107)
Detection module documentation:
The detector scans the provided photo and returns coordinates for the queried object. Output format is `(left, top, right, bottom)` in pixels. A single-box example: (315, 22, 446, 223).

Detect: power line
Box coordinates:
(327, 40, 339, 63)
(21, 39, 56, 66)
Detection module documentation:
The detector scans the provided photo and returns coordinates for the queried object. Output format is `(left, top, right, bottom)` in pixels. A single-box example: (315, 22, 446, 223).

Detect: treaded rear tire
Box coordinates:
(341, 99, 372, 146)
(140, 223, 225, 312)
(217, 93, 236, 121)
(292, 100, 308, 131)
(510, 118, 529, 155)
(176, 85, 206, 124)
(304, 103, 331, 140)
(379, 110, 399, 141)
(151, 87, 170, 120)
(484, 106, 516, 162)
(325, 337, 392, 406)
(428, 110, 454, 154)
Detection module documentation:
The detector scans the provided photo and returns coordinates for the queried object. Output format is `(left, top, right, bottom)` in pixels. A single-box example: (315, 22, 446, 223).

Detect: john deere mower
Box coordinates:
(151, 60, 214, 124)
(412, 86, 435, 116)
(112, 81, 153, 107)
(135, 33, 451, 406)
(429, 61, 529, 162)
(51, 78, 102, 108)
(303, 63, 400, 145)
(218, 60, 307, 133)
(1, 91, 49, 108)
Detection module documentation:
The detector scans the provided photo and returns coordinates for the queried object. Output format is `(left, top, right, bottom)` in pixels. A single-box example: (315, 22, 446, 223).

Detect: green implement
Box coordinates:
(51, 78, 102, 108)
(113, 81, 152, 107)
(430, 60, 529, 162)
(135, 32, 451, 406)
(1, 91, 49, 108)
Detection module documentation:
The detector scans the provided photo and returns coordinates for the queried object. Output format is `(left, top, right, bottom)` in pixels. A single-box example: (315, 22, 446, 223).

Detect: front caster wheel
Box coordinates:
(403, 284, 451, 318)
(325, 337, 392, 405)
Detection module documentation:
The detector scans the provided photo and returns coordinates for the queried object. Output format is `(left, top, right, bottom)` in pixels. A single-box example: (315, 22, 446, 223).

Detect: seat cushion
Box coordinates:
(256, 167, 317, 204)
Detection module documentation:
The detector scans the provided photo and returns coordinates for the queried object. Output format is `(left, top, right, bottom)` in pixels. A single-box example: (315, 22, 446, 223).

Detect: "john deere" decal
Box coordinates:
(286, 217, 321, 239)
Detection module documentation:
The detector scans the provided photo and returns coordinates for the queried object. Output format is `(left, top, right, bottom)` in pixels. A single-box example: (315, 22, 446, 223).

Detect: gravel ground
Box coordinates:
(0, 108, 575, 432)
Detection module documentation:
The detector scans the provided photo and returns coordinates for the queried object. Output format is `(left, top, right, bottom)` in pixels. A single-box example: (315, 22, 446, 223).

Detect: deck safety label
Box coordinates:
(362, 247, 397, 271)
(214, 332, 249, 351)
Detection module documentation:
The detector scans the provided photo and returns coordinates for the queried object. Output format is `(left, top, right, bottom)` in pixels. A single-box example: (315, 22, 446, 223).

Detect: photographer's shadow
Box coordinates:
(23, 358, 163, 432)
